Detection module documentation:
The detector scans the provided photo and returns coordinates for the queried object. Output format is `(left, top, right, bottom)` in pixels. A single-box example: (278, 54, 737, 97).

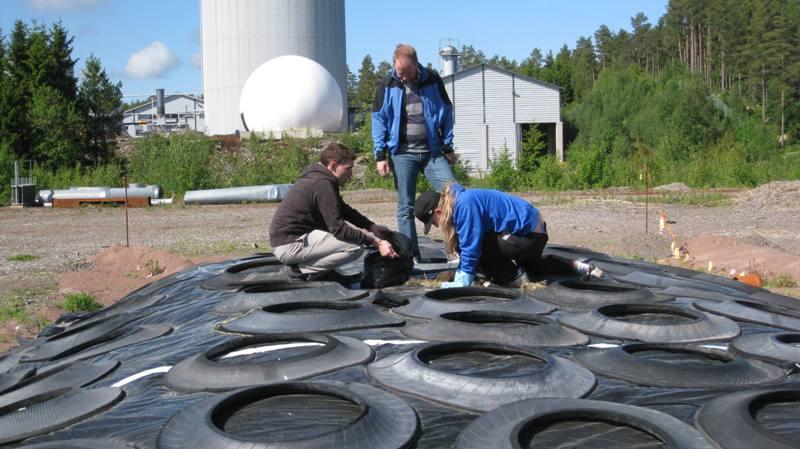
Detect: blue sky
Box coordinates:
(1, 0, 668, 100)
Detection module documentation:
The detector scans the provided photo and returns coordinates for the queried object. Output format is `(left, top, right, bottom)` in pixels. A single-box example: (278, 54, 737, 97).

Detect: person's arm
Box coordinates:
(372, 79, 389, 162)
(315, 181, 375, 247)
(452, 200, 484, 276)
(436, 74, 454, 148)
(441, 200, 482, 288)
(341, 201, 374, 232)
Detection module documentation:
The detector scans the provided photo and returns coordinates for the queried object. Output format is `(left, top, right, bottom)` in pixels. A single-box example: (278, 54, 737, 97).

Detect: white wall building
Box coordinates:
(442, 64, 563, 173)
(122, 94, 204, 137)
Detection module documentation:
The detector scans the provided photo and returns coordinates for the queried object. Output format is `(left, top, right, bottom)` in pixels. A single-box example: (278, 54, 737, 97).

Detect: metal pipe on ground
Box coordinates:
(183, 184, 292, 205)
(53, 187, 157, 200)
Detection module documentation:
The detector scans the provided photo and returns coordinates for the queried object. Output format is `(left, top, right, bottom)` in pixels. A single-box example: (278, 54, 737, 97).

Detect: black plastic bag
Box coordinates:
(362, 232, 414, 288)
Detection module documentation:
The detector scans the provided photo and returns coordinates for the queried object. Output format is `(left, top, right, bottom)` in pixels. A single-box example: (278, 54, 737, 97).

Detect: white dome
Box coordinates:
(239, 55, 343, 133)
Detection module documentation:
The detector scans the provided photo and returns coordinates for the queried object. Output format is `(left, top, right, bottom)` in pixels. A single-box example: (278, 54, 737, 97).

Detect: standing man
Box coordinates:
(269, 142, 397, 282)
(372, 43, 457, 261)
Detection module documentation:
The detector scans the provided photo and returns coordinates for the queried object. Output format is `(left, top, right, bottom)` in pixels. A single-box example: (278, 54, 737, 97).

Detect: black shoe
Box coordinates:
(283, 264, 306, 282)
(493, 268, 529, 288)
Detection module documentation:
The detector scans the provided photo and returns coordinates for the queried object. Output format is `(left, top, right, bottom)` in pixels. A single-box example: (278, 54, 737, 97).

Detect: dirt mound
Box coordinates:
(734, 180, 800, 210)
(685, 235, 800, 281)
(58, 245, 198, 306)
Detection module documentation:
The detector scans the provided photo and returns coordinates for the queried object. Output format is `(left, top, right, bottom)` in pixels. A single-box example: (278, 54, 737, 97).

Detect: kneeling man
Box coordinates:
(269, 142, 397, 281)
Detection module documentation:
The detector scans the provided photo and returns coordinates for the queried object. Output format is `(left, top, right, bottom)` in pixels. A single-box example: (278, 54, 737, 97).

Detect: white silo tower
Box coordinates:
(200, 0, 348, 135)
(439, 39, 460, 77)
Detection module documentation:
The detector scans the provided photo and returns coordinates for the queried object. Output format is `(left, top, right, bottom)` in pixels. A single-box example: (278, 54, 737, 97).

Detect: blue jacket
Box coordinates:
(450, 183, 541, 276)
(371, 64, 454, 161)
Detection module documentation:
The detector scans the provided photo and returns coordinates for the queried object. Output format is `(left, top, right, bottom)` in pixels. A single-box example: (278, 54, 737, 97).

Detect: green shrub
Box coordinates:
(61, 293, 103, 313)
(128, 133, 216, 197)
(766, 273, 797, 288)
(483, 147, 518, 191)
(32, 161, 125, 190)
(212, 136, 315, 188)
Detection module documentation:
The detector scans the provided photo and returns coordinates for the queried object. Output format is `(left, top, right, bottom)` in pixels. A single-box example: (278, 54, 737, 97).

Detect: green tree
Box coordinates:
(48, 21, 77, 101)
(519, 48, 543, 78)
(5, 21, 32, 158)
(78, 54, 123, 164)
(458, 45, 486, 70)
(346, 65, 357, 106)
(24, 24, 56, 94)
(353, 55, 378, 111)
(28, 85, 82, 168)
(572, 36, 598, 102)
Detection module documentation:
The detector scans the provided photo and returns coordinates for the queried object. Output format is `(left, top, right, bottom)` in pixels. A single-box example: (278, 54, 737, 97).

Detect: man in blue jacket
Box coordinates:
(372, 43, 457, 261)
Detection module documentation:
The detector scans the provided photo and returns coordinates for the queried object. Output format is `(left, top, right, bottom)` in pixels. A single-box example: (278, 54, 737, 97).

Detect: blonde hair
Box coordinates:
(438, 182, 459, 256)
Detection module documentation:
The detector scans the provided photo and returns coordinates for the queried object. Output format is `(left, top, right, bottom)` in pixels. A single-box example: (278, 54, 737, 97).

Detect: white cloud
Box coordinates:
(26, 0, 105, 12)
(125, 42, 180, 79)
(190, 52, 202, 69)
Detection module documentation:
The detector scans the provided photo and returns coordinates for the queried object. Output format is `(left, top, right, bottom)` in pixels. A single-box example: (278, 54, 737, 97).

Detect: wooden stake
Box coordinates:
(124, 176, 130, 247)
(644, 162, 649, 235)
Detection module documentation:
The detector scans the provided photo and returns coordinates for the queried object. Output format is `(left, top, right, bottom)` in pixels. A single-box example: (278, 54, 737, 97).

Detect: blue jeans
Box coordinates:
(390, 152, 456, 257)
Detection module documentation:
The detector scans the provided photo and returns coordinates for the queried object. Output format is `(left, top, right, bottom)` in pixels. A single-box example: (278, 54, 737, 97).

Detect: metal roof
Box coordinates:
(442, 63, 563, 91)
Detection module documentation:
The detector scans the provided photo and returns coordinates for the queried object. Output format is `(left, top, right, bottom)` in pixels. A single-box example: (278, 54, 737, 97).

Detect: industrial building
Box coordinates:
(200, 0, 347, 135)
(122, 90, 204, 137)
(442, 60, 564, 173)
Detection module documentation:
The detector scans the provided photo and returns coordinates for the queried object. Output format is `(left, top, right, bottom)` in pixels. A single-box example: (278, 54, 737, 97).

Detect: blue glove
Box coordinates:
(441, 270, 474, 288)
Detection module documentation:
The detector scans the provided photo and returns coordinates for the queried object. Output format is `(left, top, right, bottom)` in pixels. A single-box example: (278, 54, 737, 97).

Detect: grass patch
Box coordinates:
(163, 239, 263, 257)
(0, 287, 53, 325)
(765, 273, 798, 289)
(0, 295, 33, 323)
(61, 293, 103, 313)
(6, 254, 39, 262)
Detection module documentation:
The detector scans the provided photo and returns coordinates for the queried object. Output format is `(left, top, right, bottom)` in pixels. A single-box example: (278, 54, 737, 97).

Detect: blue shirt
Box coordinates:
(450, 183, 540, 275)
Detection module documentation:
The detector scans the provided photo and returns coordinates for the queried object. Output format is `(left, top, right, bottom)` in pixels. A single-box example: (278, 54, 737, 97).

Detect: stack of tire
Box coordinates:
(0, 243, 798, 448)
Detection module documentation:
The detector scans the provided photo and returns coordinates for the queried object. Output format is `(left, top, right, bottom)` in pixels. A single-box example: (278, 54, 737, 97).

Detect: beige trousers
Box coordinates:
(272, 230, 363, 275)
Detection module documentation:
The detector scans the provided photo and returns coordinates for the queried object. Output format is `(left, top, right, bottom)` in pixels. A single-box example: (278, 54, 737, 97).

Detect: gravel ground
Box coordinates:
(1, 181, 798, 345)
(3, 182, 799, 291)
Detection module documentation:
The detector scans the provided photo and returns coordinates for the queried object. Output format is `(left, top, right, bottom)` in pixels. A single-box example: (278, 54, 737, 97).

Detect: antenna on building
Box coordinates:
(438, 38, 461, 76)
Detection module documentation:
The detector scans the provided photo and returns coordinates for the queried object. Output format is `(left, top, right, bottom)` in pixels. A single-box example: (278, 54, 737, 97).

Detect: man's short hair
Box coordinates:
(393, 44, 418, 65)
(320, 142, 356, 166)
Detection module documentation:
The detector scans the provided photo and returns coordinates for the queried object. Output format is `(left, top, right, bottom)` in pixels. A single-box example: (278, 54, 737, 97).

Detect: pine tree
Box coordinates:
(353, 55, 377, 111)
(78, 54, 123, 164)
(4, 21, 31, 158)
(28, 84, 82, 168)
(519, 48, 543, 78)
(458, 45, 486, 70)
(49, 21, 77, 101)
(572, 37, 598, 102)
(346, 65, 357, 106)
(24, 24, 56, 93)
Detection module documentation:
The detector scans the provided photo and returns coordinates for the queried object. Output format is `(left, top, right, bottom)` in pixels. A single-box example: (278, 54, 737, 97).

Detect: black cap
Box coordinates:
(414, 191, 441, 235)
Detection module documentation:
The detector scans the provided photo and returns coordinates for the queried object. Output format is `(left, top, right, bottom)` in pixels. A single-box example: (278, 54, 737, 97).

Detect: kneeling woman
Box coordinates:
(414, 182, 547, 288)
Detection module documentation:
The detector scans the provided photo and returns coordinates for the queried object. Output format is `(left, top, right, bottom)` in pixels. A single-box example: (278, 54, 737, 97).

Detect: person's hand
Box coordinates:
(369, 224, 392, 239)
(376, 161, 391, 176)
(441, 270, 473, 288)
(444, 152, 457, 165)
(375, 239, 398, 258)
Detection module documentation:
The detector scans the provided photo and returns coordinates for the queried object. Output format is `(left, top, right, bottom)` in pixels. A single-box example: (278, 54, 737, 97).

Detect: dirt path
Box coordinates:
(1, 182, 798, 351)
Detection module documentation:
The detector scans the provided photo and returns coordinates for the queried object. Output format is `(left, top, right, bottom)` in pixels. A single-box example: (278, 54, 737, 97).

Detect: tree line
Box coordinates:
(2, 1, 799, 204)
(0, 20, 122, 186)
(350, 0, 800, 140)
(345, 0, 798, 189)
